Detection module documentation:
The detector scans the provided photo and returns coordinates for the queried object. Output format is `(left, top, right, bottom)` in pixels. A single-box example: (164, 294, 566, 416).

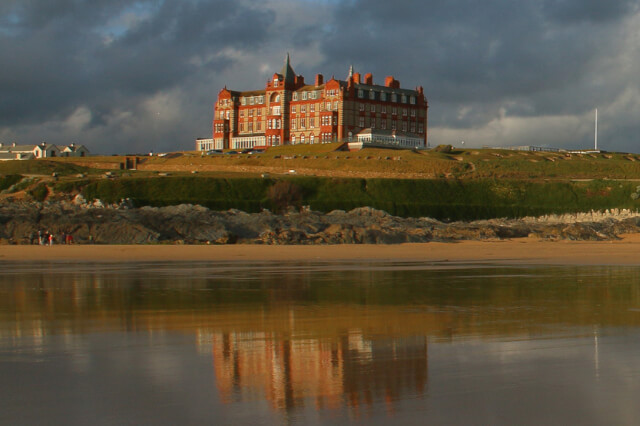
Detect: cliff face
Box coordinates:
(2, 199, 640, 245)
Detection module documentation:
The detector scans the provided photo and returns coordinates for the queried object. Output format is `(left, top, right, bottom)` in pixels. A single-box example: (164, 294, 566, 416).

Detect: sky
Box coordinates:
(1, 0, 640, 154)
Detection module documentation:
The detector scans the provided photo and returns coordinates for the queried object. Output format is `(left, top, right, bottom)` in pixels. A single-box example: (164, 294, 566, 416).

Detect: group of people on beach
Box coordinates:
(30, 230, 74, 246)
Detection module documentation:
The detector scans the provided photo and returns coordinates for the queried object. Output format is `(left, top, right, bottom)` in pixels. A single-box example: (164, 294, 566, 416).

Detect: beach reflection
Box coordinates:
(3, 262, 640, 424)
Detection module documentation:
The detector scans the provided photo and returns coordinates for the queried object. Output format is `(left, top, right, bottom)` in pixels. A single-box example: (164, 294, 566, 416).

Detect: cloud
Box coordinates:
(1, 0, 640, 153)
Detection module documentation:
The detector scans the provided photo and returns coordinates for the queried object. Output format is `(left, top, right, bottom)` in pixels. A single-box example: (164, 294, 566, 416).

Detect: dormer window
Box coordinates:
(274, 78, 279, 87)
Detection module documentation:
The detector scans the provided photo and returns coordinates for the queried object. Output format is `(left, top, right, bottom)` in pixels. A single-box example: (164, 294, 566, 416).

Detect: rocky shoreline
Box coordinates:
(2, 197, 640, 245)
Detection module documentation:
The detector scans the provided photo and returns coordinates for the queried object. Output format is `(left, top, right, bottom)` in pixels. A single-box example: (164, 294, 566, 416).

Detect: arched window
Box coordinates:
(301, 134, 305, 144)
(310, 134, 315, 144)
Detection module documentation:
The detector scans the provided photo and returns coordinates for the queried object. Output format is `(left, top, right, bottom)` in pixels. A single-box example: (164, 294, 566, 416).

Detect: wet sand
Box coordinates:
(2, 234, 640, 265)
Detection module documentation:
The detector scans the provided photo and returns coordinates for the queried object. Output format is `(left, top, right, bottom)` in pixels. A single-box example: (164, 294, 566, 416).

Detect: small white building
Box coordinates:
(58, 143, 90, 157)
(0, 142, 60, 159)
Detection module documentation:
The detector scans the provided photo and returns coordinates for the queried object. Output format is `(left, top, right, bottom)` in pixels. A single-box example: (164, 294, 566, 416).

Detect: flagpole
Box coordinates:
(595, 108, 598, 151)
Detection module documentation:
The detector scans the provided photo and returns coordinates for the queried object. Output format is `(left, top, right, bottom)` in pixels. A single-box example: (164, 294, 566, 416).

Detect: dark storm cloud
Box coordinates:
(0, 0, 274, 126)
(314, 0, 640, 148)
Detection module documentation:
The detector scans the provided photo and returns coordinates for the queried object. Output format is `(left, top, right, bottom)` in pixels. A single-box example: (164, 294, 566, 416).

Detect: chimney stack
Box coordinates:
(364, 73, 373, 85)
(353, 72, 361, 84)
(315, 74, 324, 86)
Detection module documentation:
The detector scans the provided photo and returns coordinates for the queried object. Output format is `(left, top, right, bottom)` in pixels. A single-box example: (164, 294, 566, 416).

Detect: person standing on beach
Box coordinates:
(48, 233, 54, 246)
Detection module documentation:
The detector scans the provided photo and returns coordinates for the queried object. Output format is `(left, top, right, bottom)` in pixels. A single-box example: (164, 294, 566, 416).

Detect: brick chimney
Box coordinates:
(364, 73, 373, 85)
(385, 76, 395, 87)
(353, 72, 361, 84)
(315, 74, 324, 86)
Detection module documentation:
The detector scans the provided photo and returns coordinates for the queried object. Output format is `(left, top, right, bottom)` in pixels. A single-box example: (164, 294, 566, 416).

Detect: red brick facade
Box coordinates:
(211, 55, 428, 150)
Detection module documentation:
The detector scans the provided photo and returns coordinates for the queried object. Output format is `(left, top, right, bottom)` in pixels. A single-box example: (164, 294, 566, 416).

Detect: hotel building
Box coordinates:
(208, 55, 428, 151)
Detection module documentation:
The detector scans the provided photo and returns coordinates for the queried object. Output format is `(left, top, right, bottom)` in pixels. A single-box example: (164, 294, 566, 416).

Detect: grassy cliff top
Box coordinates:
(3, 145, 640, 181)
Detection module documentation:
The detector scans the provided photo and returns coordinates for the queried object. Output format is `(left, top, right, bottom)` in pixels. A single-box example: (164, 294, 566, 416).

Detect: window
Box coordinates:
(392, 107, 397, 115)
(240, 110, 244, 117)
(257, 108, 262, 116)
(241, 97, 246, 105)
(249, 97, 255, 105)
(301, 134, 305, 144)
(249, 109, 253, 117)
(257, 121, 261, 131)
(418, 123, 424, 133)
(301, 105, 306, 113)
(382, 106, 386, 114)
(219, 111, 224, 119)
(292, 120, 296, 130)
(392, 121, 396, 130)
(410, 96, 416, 105)
(371, 104, 376, 113)
(225, 111, 230, 119)
(359, 117, 365, 127)
(333, 116, 337, 125)
(402, 122, 407, 132)
(381, 120, 387, 130)
(310, 104, 315, 112)
(359, 104, 365, 112)
(293, 92, 298, 101)
(333, 101, 338, 110)
(410, 122, 416, 133)
(310, 117, 315, 128)
(301, 118, 306, 128)
(248, 122, 253, 132)
(268, 120, 272, 129)
(326, 102, 331, 111)
(358, 89, 363, 98)
(371, 118, 376, 129)
(291, 105, 296, 113)
(411, 109, 416, 117)
(369, 90, 375, 100)
(401, 95, 407, 103)
(403, 108, 407, 116)
(392, 93, 397, 102)
(302, 92, 307, 100)
(274, 78, 279, 87)
(291, 136, 296, 144)
(380, 92, 387, 101)
(310, 134, 315, 143)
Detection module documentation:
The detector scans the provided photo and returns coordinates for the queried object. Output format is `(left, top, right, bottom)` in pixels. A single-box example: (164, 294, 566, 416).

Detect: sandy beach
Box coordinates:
(2, 234, 640, 265)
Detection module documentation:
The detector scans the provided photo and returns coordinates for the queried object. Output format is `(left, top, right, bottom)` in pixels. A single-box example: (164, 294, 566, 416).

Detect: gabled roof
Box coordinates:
(59, 144, 89, 152)
(0, 144, 37, 152)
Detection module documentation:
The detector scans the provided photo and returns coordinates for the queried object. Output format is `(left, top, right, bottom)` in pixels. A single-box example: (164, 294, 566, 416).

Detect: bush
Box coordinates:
(0, 174, 23, 191)
(28, 183, 49, 201)
(267, 180, 303, 213)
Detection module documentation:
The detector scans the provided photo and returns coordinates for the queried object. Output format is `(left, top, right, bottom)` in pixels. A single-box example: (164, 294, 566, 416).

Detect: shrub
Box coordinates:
(28, 183, 49, 201)
(267, 180, 303, 213)
(0, 174, 23, 191)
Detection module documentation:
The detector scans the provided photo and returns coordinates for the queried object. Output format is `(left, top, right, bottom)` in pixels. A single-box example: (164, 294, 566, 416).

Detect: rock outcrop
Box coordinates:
(2, 199, 640, 245)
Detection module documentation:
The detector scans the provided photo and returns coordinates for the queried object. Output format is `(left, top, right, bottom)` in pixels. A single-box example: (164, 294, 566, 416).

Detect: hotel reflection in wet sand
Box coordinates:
(212, 330, 427, 414)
